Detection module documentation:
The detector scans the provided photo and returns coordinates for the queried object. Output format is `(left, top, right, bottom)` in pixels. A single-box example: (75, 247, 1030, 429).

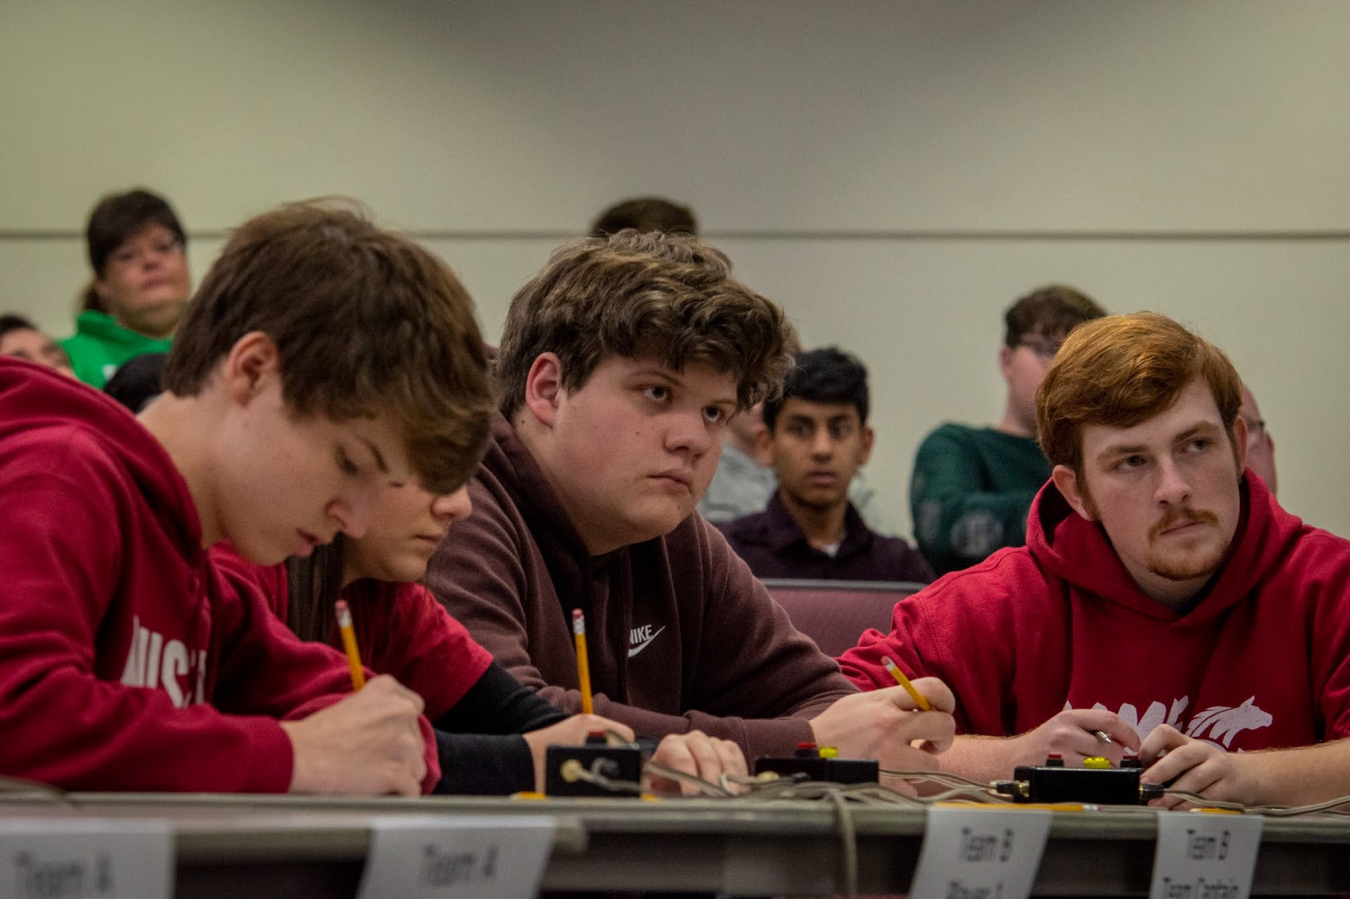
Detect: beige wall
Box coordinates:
(3, 0, 1348, 537)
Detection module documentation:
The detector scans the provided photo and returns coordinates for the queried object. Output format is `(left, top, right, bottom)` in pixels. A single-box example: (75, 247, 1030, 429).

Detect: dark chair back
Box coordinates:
(761, 578, 926, 657)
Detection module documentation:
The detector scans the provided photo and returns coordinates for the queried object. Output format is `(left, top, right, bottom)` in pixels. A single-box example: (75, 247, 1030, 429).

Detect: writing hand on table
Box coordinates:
(522, 714, 635, 792)
(645, 731, 748, 795)
(809, 678, 957, 773)
(1139, 724, 1258, 809)
(281, 674, 427, 797)
(1005, 708, 1141, 769)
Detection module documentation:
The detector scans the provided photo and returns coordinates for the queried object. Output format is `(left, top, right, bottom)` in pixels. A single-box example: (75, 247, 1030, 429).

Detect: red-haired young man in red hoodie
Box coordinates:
(839, 311, 1350, 809)
(0, 202, 494, 795)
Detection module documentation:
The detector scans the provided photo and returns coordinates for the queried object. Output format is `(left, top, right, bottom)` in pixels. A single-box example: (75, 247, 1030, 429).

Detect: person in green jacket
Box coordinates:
(910, 284, 1107, 575)
(62, 189, 192, 388)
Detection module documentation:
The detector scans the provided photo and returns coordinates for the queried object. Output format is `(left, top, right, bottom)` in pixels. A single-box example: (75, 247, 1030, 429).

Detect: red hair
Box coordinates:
(1037, 312, 1242, 473)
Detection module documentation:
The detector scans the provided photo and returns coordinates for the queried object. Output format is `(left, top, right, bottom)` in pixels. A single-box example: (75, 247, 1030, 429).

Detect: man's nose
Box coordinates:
(431, 485, 473, 524)
(1154, 457, 1192, 506)
(667, 411, 714, 456)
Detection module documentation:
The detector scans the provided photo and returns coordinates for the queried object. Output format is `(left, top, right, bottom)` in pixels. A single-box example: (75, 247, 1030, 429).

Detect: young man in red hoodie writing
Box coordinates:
(427, 230, 956, 777)
(0, 202, 494, 795)
(839, 311, 1350, 808)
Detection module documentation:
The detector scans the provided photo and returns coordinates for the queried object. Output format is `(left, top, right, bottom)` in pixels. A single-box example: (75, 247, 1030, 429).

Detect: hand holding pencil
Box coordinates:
(278, 601, 432, 796)
(280, 675, 428, 796)
(882, 656, 932, 711)
(808, 667, 956, 773)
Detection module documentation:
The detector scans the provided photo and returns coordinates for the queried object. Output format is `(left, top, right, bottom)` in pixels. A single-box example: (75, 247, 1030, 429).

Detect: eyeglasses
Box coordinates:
(108, 235, 184, 269)
(1015, 338, 1063, 361)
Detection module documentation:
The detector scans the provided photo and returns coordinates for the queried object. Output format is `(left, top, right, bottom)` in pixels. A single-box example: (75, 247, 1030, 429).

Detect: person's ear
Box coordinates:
(220, 331, 280, 406)
(999, 345, 1014, 382)
(1051, 463, 1095, 521)
(523, 353, 564, 428)
(858, 424, 875, 466)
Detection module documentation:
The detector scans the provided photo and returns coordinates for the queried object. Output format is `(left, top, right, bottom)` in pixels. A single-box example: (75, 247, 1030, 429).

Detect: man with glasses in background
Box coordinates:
(910, 285, 1106, 575)
(1239, 383, 1277, 495)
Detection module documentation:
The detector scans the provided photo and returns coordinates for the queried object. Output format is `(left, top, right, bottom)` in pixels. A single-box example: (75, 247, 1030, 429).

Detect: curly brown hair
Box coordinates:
(496, 230, 793, 415)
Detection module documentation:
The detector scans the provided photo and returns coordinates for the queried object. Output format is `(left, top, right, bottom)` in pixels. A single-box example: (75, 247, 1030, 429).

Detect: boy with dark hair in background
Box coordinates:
(721, 347, 932, 583)
(590, 196, 698, 237)
(1, 314, 75, 377)
(910, 284, 1106, 574)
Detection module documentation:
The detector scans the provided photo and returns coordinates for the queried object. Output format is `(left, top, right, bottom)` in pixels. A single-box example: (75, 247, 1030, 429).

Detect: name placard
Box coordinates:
(356, 815, 555, 899)
(0, 819, 172, 899)
(908, 807, 1052, 899)
(1150, 812, 1262, 899)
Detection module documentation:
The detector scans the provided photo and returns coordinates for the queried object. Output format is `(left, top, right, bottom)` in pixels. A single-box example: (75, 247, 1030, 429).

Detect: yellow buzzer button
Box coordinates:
(1083, 756, 1111, 769)
(818, 747, 839, 758)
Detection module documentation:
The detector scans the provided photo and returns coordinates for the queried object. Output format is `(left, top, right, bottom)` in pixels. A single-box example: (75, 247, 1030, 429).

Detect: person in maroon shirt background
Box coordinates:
(720, 346, 933, 583)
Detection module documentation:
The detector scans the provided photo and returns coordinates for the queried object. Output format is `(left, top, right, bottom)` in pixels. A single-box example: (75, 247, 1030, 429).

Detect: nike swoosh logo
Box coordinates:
(627, 626, 666, 658)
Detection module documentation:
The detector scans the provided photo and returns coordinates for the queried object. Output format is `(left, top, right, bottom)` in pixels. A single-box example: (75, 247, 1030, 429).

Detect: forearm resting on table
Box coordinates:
(1230, 740, 1350, 807)
(939, 734, 1029, 784)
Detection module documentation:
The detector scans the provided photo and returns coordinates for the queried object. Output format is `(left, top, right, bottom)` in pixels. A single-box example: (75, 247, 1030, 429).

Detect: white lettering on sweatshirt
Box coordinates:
(119, 616, 208, 707)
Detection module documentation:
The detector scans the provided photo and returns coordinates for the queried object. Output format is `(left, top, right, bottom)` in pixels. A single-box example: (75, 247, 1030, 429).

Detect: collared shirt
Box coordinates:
(719, 492, 935, 583)
(699, 444, 899, 535)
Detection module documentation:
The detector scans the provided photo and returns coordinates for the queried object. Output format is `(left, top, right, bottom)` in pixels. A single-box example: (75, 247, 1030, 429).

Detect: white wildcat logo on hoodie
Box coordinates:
(1068, 695, 1272, 749)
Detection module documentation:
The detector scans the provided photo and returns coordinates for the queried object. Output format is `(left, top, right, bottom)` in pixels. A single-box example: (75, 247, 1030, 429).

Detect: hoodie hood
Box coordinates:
(0, 357, 200, 558)
(1027, 470, 1303, 625)
(474, 412, 649, 704)
(483, 412, 607, 562)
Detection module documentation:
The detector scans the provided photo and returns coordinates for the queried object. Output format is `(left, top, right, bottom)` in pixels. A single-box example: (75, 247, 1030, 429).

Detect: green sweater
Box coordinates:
(61, 311, 173, 389)
(909, 423, 1051, 575)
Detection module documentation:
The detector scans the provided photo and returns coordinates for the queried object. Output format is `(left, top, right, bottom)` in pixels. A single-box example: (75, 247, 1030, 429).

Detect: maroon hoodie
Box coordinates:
(426, 415, 856, 761)
(838, 474, 1350, 751)
(0, 358, 439, 792)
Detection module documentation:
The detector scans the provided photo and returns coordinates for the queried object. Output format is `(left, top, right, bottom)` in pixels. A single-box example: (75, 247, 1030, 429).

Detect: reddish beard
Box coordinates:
(1146, 507, 1222, 581)
(1148, 507, 1219, 542)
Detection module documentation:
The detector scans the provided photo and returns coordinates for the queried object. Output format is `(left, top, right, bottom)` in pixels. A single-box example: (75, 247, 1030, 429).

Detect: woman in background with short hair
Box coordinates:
(62, 188, 192, 388)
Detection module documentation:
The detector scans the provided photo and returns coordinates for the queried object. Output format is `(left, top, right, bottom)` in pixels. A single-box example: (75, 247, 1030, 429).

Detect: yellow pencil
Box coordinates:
(572, 608, 594, 715)
(882, 656, 931, 711)
(335, 599, 365, 691)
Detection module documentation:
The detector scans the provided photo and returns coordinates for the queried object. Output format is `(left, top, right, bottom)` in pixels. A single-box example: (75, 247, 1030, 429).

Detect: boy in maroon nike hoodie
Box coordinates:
(839, 312, 1350, 808)
(428, 231, 958, 776)
(0, 202, 494, 795)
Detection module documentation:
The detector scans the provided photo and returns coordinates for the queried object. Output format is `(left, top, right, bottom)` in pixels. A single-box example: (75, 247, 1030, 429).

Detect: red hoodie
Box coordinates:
(210, 547, 493, 722)
(0, 358, 440, 792)
(837, 474, 1350, 752)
